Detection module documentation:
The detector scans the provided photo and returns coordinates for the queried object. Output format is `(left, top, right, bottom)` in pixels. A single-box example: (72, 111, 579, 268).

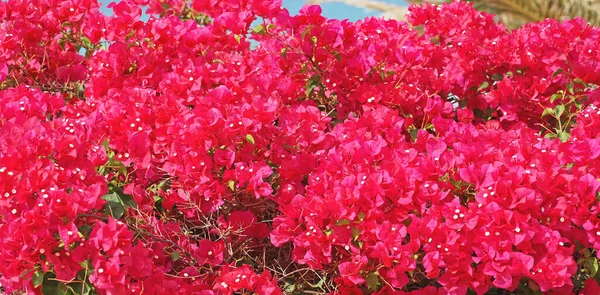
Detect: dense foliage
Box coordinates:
(1, 0, 600, 294)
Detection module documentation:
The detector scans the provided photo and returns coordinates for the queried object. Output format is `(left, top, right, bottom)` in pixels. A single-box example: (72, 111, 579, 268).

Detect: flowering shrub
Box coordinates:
(1, 0, 600, 294)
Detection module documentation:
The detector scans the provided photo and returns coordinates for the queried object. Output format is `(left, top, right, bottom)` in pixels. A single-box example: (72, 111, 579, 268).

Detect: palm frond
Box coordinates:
(407, 0, 600, 28)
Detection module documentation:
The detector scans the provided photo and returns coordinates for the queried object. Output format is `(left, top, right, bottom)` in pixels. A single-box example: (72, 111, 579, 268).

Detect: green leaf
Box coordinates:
(563, 162, 575, 171)
(477, 81, 489, 91)
(57, 38, 66, 51)
(20, 269, 33, 279)
(157, 178, 171, 191)
(557, 131, 569, 142)
(586, 257, 599, 277)
(33, 271, 44, 288)
(307, 74, 320, 87)
(550, 93, 562, 103)
(357, 212, 366, 221)
(305, 74, 321, 97)
(491, 73, 504, 81)
(252, 24, 265, 35)
(101, 189, 137, 219)
(245, 134, 255, 145)
(352, 227, 361, 241)
(377, 68, 385, 80)
(119, 193, 137, 208)
(307, 277, 325, 289)
(80, 37, 92, 49)
(301, 26, 312, 39)
(106, 154, 127, 176)
(101, 139, 110, 151)
(78, 225, 92, 239)
(332, 51, 341, 61)
(554, 104, 565, 118)
(541, 107, 554, 117)
(283, 280, 296, 293)
(79, 260, 90, 271)
(227, 180, 235, 191)
(408, 125, 419, 142)
(65, 282, 91, 295)
(366, 272, 380, 291)
(234, 34, 242, 44)
(573, 78, 586, 85)
(473, 108, 485, 119)
(103, 201, 125, 219)
(42, 273, 67, 295)
(194, 14, 206, 25)
(335, 219, 351, 226)
(107, 187, 137, 208)
(567, 83, 575, 94)
(101, 192, 120, 203)
(171, 250, 180, 262)
(552, 68, 564, 77)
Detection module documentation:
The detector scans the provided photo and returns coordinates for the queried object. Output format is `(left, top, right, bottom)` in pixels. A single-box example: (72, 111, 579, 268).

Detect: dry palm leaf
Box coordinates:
(408, 0, 600, 28)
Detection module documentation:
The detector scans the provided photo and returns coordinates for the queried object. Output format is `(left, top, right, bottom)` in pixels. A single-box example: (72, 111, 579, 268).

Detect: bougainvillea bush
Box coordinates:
(2, 0, 600, 294)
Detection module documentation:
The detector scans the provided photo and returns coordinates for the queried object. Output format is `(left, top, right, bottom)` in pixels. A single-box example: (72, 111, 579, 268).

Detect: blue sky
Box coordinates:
(283, 0, 408, 21)
(98, 0, 409, 21)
